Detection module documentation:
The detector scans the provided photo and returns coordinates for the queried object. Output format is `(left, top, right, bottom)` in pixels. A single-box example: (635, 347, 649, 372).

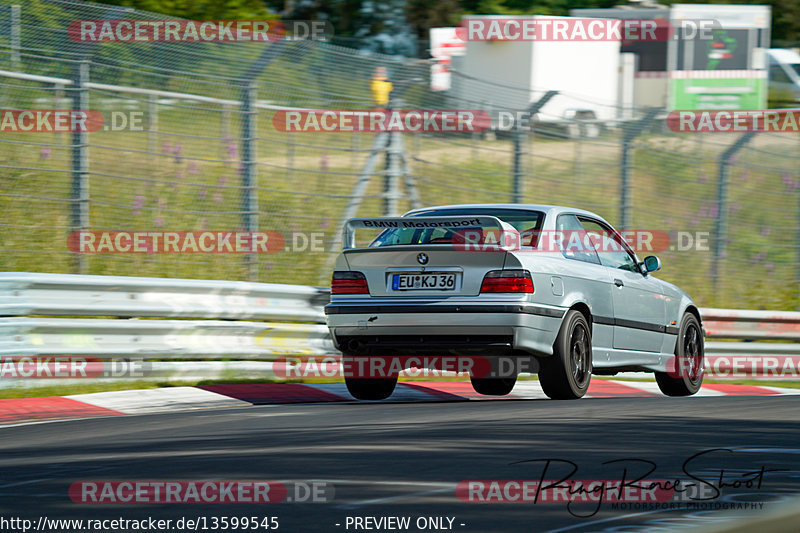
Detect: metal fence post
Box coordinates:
(383, 91, 403, 217)
(619, 141, 632, 231)
(241, 83, 258, 280)
(400, 138, 422, 210)
(511, 90, 557, 203)
(619, 107, 660, 231)
(220, 103, 230, 161)
(711, 131, 756, 292)
(384, 128, 402, 216)
(147, 94, 158, 161)
(54, 82, 65, 144)
(351, 130, 359, 171)
(797, 181, 800, 310)
(512, 128, 523, 203)
(71, 60, 89, 274)
(10, 5, 20, 69)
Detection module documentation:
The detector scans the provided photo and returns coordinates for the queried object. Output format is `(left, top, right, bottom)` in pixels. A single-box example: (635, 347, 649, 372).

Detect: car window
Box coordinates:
(372, 226, 454, 246)
(369, 208, 543, 247)
(578, 217, 639, 272)
(556, 214, 601, 264)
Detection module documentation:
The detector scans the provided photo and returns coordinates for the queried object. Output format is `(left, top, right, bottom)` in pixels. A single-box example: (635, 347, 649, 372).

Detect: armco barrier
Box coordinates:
(0, 318, 333, 358)
(699, 307, 800, 341)
(0, 272, 329, 322)
(0, 272, 335, 363)
(0, 274, 798, 387)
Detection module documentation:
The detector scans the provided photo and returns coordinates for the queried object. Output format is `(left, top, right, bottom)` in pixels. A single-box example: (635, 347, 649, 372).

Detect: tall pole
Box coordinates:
(241, 83, 258, 280)
(619, 107, 660, 231)
(10, 5, 20, 69)
(512, 129, 523, 203)
(511, 90, 558, 204)
(620, 135, 632, 231)
(71, 60, 89, 274)
(711, 131, 756, 293)
(796, 181, 800, 310)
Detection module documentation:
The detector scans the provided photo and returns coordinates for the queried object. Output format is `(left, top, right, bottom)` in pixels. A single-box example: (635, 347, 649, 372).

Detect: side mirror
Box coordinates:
(643, 255, 662, 273)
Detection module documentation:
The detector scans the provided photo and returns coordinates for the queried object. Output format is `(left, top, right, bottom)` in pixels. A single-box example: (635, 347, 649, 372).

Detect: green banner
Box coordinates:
(670, 77, 767, 111)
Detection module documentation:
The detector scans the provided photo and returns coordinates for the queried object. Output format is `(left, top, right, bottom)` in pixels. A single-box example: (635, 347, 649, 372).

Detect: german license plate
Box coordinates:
(392, 273, 456, 291)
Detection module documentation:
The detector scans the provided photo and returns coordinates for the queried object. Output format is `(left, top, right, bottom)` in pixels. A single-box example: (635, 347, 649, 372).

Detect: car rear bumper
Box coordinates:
(325, 302, 565, 357)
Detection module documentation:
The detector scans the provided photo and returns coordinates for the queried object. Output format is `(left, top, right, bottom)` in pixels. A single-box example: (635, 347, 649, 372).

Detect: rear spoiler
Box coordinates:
(342, 216, 518, 250)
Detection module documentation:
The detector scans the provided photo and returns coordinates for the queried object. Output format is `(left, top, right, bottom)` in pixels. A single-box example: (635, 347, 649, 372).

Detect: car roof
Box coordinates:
(405, 204, 611, 225)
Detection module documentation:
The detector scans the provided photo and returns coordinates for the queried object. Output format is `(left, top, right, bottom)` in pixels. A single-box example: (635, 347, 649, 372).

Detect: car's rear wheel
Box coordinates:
(655, 313, 704, 396)
(341, 354, 398, 400)
(539, 309, 592, 399)
(344, 377, 398, 400)
(470, 376, 517, 395)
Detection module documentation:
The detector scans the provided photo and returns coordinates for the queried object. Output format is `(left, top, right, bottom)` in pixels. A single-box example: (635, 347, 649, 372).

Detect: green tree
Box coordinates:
(93, 0, 272, 19)
(406, 0, 462, 42)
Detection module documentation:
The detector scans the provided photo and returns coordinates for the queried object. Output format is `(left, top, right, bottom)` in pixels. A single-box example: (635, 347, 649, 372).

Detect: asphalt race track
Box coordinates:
(1, 394, 800, 533)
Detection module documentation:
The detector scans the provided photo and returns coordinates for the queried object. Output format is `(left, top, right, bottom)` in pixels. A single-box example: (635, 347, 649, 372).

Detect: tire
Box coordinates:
(344, 376, 398, 400)
(655, 313, 704, 396)
(341, 353, 398, 400)
(470, 376, 517, 396)
(539, 309, 592, 400)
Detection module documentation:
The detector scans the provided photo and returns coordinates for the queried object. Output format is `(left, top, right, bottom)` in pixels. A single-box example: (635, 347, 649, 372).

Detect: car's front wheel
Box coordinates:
(470, 376, 517, 395)
(655, 312, 704, 396)
(538, 310, 592, 399)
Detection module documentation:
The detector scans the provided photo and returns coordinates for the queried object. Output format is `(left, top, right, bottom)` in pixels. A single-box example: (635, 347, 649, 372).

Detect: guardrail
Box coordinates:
(0, 318, 333, 359)
(0, 272, 329, 322)
(699, 307, 800, 379)
(699, 307, 800, 342)
(0, 273, 798, 388)
(0, 272, 334, 362)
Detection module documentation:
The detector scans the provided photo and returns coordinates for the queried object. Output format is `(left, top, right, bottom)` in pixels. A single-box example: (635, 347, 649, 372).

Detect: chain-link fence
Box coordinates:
(0, 0, 798, 309)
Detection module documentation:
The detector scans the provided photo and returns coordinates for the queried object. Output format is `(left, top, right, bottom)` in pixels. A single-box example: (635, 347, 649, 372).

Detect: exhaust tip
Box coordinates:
(347, 338, 365, 352)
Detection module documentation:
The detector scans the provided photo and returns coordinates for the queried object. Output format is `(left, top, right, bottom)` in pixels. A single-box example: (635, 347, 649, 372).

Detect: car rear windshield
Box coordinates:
(369, 208, 544, 247)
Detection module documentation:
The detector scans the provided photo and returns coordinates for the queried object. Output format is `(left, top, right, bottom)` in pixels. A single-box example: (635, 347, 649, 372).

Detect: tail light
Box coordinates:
(480, 269, 534, 293)
(332, 271, 369, 294)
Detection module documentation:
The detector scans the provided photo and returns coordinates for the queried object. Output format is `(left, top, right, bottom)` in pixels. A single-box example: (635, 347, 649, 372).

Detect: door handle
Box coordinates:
(614, 278, 624, 287)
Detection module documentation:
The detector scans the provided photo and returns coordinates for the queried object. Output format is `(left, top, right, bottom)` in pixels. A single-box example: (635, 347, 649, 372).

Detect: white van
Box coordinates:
(767, 49, 800, 103)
